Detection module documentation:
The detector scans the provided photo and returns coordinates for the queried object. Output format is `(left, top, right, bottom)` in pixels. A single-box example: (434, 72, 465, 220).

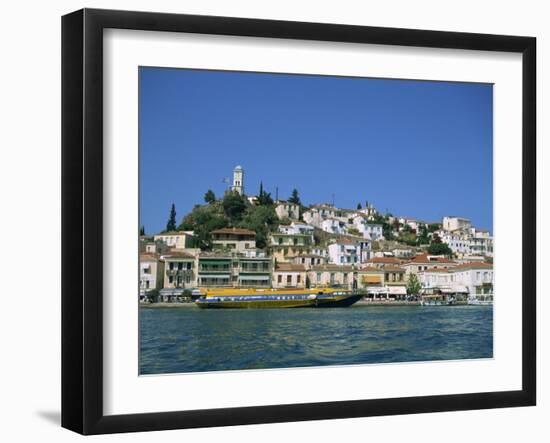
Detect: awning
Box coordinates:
(199, 259, 231, 264)
(239, 275, 270, 281)
(199, 275, 230, 279)
(362, 275, 383, 283)
(388, 286, 407, 295)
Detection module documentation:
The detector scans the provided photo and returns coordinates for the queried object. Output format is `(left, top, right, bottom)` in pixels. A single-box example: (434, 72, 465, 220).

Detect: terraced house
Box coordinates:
(269, 232, 313, 262)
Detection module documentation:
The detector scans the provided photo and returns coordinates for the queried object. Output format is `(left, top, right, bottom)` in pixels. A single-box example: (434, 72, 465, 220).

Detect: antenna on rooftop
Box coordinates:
(275, 187, 279, 201)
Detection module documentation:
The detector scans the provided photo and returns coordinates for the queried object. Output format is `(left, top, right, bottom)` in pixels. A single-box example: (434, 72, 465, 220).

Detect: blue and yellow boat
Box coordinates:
(195, 287, 362, 309)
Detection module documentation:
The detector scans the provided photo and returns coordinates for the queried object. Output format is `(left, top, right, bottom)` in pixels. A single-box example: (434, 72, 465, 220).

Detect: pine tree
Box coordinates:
(166, 203, 177, 232)
(357, 203, 362, 210)
(204, 189, 216, 204)
(288, 188, 301, 205)
(139, 226, 145, 236)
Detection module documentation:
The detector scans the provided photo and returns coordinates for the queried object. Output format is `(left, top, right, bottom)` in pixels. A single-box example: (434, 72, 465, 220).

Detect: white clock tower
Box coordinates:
(232, 165, 244, 195)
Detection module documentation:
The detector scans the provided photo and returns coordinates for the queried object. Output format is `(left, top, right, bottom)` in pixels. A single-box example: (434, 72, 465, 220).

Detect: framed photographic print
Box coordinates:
(61, 8, 536, 435)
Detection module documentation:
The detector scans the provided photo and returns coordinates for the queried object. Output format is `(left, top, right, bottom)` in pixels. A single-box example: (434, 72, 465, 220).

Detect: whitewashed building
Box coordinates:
(321, 218, 347, 235)
(442, 216, 471, 232)
(154, 231, 194, 250)
(328, 239, 371, 265)
(275, 200, 300, 220)
(303, 205, 336, 228)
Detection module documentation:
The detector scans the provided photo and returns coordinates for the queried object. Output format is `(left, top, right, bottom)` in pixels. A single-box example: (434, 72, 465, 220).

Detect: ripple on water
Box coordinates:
(139, 305, 493, 374)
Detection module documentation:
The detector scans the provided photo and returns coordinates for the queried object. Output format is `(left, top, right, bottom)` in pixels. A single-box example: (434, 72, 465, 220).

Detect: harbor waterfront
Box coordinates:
(139, 304, 493, 375)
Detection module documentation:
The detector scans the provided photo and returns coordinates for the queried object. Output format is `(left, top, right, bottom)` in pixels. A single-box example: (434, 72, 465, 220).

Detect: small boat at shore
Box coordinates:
(467, 296, 493, 306)
(195, 287, 362, 309)
(420, 294, 457, 306)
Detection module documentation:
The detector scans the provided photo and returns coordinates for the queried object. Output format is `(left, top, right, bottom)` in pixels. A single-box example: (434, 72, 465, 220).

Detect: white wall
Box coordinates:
(0, 1, 547, 442)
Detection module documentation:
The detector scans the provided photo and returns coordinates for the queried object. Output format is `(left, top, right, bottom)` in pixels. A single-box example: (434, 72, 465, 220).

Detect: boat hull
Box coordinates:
(195, 291, 362, 309)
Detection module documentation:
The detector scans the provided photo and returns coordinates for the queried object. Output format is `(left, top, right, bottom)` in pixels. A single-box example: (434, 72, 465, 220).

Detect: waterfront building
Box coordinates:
(356, 265, 407, 299)
(442, 216, 471, 232)
(418, 262, 493, 300)
(269, 232, 313, 262)
(401, 253, 457, 275)
(154, 231, 194, 250)
(211, 227, 256, 252)
(162, 250, 197, 290)
(196, 252, 272, 288)
(197, 253, 233, 287)
(236, 253, 272, 288)
(231, 165, 244, 195)
(139, 253, 164, 298)
(451, 262, 493, 298)
(272, 263, 307, 289)
(292, 254, 326, 269)
(307, 264, 355, 289)
(356, 266, 384, 289)
(275, 200, 300, 220)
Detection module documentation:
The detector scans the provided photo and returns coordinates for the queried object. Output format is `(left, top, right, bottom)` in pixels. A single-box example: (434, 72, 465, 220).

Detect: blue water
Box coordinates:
(139, 305, 493, 375)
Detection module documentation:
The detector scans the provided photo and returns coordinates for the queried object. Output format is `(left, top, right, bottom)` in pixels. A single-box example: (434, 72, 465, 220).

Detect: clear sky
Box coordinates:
(139, 67, 493, 234)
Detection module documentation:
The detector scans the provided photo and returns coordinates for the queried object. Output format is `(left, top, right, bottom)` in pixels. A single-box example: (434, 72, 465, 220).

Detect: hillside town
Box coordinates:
(140, 166, 494, 305)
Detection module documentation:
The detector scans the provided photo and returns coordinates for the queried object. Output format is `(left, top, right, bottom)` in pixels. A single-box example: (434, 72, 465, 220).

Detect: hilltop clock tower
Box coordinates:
(232, 165, 244, 195)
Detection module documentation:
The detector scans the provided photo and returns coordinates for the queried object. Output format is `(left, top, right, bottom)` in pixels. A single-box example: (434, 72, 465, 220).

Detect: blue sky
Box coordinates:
(139, 67, 493, 234)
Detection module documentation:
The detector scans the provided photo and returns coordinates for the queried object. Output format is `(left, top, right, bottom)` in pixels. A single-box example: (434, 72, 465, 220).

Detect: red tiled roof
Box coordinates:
(381, 265, 406, 272)
(310, 264, 354, 272)
(212, 227, 256, 236)
(275, 263, 306, 272)
(406, 254, 455, 264)
(139, 253, 159, 261)
(366, 257, 403, 264)
(452, 262, 493, 271)
(161, 250, 195, 259)
(359, 266, 384, 273)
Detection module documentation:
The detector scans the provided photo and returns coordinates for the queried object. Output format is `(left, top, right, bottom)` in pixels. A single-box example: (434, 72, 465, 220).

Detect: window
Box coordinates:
(169, 276, 173, 284)
(297, 275, 301, 284)
(287, 275, 292, 284)
(278, 275, 282, 283)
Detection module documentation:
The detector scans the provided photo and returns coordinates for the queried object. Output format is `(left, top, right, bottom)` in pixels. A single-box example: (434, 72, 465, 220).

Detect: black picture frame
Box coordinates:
(61, 8, 536, 435)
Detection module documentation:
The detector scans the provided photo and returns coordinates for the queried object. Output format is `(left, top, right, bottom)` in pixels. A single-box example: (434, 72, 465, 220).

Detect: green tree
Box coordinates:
(428, 223, 440, 233)
(406, 273, 422, 296)
(427, 242, 453, 256)
(204, 189, 216, 204)
(165, 203, 177, 232)
(146, 288, 160, 303)
(179, 204, 228, 250)
(257, 182, 274, 206)
(288, 188, 301, 205)
(139, 225, 145, 236)
(417, 224, 430, 245)
(239, 205, 278, 248)
(357, 203, 362, 209)
(223, 191, 247, 222)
